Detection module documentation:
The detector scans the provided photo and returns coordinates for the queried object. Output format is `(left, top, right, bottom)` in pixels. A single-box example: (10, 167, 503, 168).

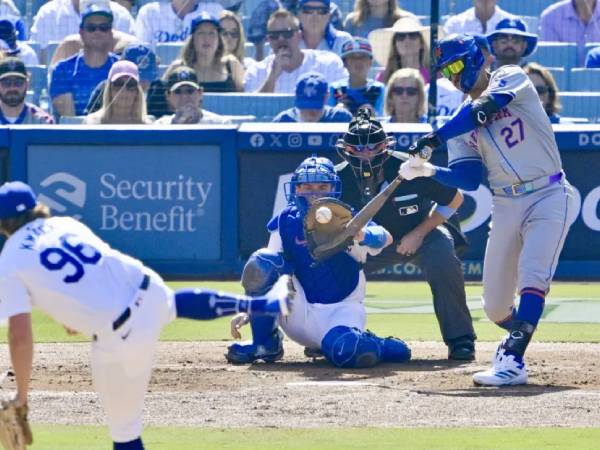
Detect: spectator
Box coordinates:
(244, 9, 347, 93)
(0, 20, 39, 65)
(218, 0, 243, 12)
(487, 17, 538, 68)
(134, 0, 223, 47)
(0, 57, 54, 124)
(50, 3, 119, 117)
(540, 0, 600, 66)
(31, 0, 135, 65)
(273, 71, 352, 122)
(297, 0, 351, 56)
(384, 68, 426, 123)
(168, 12, 244, 92)
(585, 45, 600, 67)
(328, 37, 385, 116)
(344, 0, 414, 39)
(369, 15, 431, 84)
(113, 0, 134, 12)
(523, 62, 562, 123)
(219, 10, 249, 66)
(0, 0, 27, 41)
(85, 42, 159, 113)
(83, 60, 152, 123)
(49, 29, 137, 68)
(444, 0, 515, 35)
(156, 65, 231, 124)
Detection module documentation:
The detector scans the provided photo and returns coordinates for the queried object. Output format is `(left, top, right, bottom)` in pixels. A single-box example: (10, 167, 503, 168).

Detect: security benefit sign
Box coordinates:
(27, 145, 220, 261)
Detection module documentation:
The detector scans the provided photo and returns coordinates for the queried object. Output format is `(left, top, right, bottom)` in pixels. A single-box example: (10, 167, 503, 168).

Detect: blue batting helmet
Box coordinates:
(285, 156, 341, 214)
(434, 33, 485, 93)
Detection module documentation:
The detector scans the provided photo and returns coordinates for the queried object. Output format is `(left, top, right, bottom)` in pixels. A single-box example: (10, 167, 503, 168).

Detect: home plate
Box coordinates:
(286, 381, 381, 387)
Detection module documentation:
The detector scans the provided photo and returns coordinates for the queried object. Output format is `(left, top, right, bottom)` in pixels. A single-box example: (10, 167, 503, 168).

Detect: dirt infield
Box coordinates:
(2, 341, 600, 428)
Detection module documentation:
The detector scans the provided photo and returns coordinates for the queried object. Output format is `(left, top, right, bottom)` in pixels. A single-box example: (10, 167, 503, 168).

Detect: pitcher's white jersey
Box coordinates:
(447, 65, 563, 190)
(0, 216, 146, 337)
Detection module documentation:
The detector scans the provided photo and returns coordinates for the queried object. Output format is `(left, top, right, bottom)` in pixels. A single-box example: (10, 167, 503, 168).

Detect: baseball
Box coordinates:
(315, 206, 333, 224)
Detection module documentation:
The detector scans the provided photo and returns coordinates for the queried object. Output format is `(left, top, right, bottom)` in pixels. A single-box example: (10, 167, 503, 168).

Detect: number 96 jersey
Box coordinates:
(447, 65, 563, 190)
(0, 216, 146, 337)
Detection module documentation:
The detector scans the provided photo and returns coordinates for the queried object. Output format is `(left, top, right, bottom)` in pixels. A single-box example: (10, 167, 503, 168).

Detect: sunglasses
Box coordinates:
(440, 59, 465, 79)
(266, 28, 298, 40)
(0, 78, 26, 88)
(390, 86, 418, 96)
(300, 6, 329, 15)
(395, 32, 421, 42)
(220, 30, 240, 39)
(173, 86, 198, 95)
(83, 23, 112, 33)
(534, 85, 549, 95)
(112, 79, 138, 90)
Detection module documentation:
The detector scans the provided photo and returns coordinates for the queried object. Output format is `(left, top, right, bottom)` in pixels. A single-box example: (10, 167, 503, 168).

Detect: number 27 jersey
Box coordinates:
(0, 216, 146, 337)
(447, 65, 563, 190)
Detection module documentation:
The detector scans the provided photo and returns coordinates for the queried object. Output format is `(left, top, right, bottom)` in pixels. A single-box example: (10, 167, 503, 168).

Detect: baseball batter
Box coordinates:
(401, 33, 577, 386)
(226, 156, 411, 368)
(0, 181, 292, 450)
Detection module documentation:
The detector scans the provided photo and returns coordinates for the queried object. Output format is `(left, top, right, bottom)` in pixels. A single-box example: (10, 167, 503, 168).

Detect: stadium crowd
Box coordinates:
(0, 0, 599, 124)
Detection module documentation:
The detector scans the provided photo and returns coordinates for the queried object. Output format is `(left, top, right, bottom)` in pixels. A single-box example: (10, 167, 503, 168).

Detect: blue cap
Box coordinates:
(295, 72, 328, 110)
(487, 18, 538, 57)
(0, 20, 17, 50)
(191, 12, 220, 34)
(299, 0, 331, 9)
(0, 181, 37, 219)
(80, 3, 114, 28)
(122, 43, 158, 82)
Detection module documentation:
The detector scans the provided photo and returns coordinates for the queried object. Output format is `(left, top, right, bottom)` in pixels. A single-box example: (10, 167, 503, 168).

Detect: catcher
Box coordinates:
(226, 156, 411, 368)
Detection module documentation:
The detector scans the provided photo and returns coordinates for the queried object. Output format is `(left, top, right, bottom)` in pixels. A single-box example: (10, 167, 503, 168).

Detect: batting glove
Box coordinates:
(408, 132, 442, 159)
(399, 159, 436, 180)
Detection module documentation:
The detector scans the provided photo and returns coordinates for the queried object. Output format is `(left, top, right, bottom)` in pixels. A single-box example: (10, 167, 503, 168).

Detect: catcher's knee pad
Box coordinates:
(321, 326, 382, 368)
(242, 249, 289, 295)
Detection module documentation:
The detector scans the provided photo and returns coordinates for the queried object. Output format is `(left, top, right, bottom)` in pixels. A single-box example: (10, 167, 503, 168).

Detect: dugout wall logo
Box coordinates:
(37, 172, 87, 220)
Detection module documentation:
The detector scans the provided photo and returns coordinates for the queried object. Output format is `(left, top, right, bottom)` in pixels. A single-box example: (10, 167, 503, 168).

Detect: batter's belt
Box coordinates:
(493, 171, 563, 197)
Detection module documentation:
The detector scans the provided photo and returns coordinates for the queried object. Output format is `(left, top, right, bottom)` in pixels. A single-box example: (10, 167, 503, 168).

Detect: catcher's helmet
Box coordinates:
(285, 156, 342, 213)
(434, 33, 485, 93)
(336, 108, 396, 178)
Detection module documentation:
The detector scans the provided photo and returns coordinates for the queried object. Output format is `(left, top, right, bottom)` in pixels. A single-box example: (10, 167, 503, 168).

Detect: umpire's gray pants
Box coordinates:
(365, 227, 475, 344)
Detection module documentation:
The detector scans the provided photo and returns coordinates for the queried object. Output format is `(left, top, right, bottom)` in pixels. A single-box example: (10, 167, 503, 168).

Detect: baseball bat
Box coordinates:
(312, 175, 403, 260)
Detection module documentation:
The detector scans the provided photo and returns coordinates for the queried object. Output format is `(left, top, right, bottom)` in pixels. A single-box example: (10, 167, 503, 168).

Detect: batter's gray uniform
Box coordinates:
(447, 65, 577, 324)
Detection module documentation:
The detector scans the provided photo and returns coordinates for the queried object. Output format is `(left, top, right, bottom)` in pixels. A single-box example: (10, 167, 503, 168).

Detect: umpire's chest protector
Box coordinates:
(278, 208, 360, 304)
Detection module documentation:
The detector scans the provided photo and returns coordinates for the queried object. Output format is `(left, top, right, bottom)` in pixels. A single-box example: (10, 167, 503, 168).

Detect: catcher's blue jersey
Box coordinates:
(268, 206, 361, 304)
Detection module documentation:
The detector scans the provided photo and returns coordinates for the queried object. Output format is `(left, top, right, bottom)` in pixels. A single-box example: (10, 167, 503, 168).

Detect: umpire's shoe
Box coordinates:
(448, 337, 476, 361)
(226, 329, 284, 364)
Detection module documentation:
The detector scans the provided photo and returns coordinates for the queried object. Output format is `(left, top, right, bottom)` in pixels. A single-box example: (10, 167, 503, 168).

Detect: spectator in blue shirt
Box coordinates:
(50, 3, 119, 117)
(328, 37, 385, 116)
(272, 71, 352, 122)
(585, 45, 600, 67)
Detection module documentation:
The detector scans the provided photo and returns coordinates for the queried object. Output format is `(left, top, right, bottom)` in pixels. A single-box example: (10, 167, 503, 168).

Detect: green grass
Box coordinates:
(2, 282, 600, 344)
(29, 426, 600, 450)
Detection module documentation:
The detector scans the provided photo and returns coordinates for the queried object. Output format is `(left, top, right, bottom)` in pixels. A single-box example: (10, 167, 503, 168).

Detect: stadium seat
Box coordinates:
(26, 65, 48, 104)
(526, 42, 578, 71)
(245, 42, 256, 59)
(202, 93, 294, 120)
(546, 67, 568, 91)
(559, 92, 600, 122)
(158, 64, 169, 79)
(222, 114, 257, 124)
(46, 41, 60, 65)
(59, 116, 86, 125)
(156, 43, 183, 66)
(569, 68, 600, 92)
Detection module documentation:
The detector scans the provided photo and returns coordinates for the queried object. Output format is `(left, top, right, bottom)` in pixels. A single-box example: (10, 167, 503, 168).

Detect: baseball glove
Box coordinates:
(0, 400, 32, 450)
(303, 198, 354, 262)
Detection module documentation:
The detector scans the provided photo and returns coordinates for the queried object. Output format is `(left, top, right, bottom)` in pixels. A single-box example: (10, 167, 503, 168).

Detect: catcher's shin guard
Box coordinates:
(226, 328, 284, 364)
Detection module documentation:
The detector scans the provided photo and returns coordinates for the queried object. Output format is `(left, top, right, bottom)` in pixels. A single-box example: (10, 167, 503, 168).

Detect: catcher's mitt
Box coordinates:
(0, 400, 32, 450)
(303, 197, 354, 262)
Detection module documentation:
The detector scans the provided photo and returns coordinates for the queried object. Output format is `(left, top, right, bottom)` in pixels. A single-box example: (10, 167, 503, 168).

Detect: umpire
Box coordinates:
(337, 109, 476, 360)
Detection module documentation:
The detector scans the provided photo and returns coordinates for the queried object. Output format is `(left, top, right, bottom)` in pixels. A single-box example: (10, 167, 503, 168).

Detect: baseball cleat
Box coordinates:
(264, 275, 295, 316)
(226, 329, 284, 364)
(473, 348, 528, 386)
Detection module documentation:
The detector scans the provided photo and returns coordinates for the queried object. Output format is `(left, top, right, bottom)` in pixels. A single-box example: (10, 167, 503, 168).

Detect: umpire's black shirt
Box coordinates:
(339, 156, 458, 240)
